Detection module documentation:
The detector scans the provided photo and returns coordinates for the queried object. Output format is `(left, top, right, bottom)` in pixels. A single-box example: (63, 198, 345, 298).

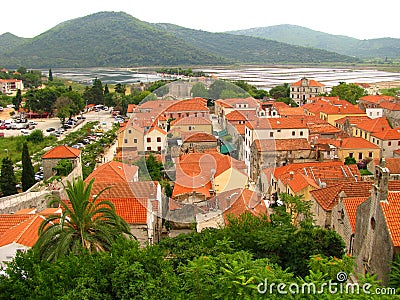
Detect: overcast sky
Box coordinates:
(1, 0, 399, 39)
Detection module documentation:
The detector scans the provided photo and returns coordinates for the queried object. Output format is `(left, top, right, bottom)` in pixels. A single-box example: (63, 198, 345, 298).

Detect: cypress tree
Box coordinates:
(21, 143, 35, 191)
(0, 157, 17, 196)
(49, 68, 53, 81)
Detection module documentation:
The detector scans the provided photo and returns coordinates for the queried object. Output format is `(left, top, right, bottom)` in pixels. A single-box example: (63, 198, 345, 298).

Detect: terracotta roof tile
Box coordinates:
(225, 110, 248, 121)
(182, 132, 217, 143)
(334, 116, 371, 126)
(0, 214, 33, 236)
(0, 215, 43, 247)
(343, 197, 368, 232)
(371, 129, 400, 140)
(381, 192, 400, 246)
(170, 116, 211, 126)
(379, 101, 400, 111)
(255, 138, 311, 152)
(325, 137, 380, 149)
(90, 181, 159, 200)
(85, 161, 139, 183)
(359, 95, 395, 104)
(166, 98, 209, 112)
(291, 79, 325, 87)
(104, 198, 148, 224)
(246, 117, 308, 130)
(355, 117, 391, 133)
(42, 145, 80, 159)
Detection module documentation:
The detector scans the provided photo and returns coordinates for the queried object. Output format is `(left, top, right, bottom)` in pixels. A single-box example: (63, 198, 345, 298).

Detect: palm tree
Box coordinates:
(35, 177, 133, 262)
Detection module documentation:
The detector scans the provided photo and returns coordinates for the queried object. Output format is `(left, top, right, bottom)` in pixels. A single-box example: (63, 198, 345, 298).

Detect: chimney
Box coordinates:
(373, 158, 390, 202)
(289, 171, 294, 180)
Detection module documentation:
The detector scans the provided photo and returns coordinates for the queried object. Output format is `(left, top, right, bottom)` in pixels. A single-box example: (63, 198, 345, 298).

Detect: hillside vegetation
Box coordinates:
(0, 11, 359, 68)
(228, 24, 400, 59)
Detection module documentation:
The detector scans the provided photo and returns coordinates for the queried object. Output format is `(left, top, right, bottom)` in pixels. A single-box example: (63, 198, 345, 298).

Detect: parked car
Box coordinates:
(50, 132, 60, 137)
(46, 127, 56, 132)
(21, 129, 30, 136)
(0, 124, 5, 130)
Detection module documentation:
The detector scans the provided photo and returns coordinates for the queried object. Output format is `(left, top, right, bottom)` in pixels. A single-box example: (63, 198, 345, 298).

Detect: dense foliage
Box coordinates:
(329, 82, 367, 105)
(0, 210, 391, 299)
(21, 143, 35, 191)
(0, 12, 358, 68)
(0, 157, 17, 196)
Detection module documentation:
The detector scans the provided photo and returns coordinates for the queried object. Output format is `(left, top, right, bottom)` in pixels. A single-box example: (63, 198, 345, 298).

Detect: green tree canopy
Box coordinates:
(21, 143, 35, 192)
(0, 157, 17, 196)
(34, 177, 133, 262)
(329, 82, 367, 104)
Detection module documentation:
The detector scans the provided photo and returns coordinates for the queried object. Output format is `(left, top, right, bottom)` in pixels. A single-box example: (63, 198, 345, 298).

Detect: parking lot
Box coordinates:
(0, 108, 115, 138)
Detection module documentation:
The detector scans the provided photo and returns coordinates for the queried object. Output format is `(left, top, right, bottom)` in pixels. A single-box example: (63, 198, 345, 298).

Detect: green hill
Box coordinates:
(0, 12, 360, 68)
(228, 24, 400, 59)
(0, 11, 228, 68)
(154, 23, 359, 64)
(0, 32, 29, 54)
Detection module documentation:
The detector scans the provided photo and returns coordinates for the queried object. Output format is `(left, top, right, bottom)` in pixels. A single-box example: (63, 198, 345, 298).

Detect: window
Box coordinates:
(128, 129, 132, 134)
(369, 152, 373, 158)
(358, 152, 363, 160)
(349, 152, 354, 158)
(157, 146, 161, 151)
(388, 141, 392, 146)
(292, 131, 295, 136)
(277, 129, 281, 133)
(147, 137, 151, 142)
(270, 132, 274, 137)
(157, 137, 161, 142)
(364, 133, 367, 139)
(147, 147, 151, 151)
(398, 141, 400, 146)
(300, 131, 304, 136)
(124, 139, 128, 144)
(189, 126, 193, 131)
(355, 130, 358, 135)
(134, 138, 137, 143)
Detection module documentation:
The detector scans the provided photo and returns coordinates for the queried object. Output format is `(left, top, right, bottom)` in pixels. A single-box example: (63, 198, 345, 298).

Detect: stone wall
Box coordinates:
(0, 190, 51, 214)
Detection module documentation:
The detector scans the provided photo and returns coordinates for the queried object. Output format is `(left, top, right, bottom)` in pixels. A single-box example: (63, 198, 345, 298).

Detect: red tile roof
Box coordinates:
(225, 110, 248, 121)
(166, 98, 209, 112)
(103, 198, 148, 224)
(381, 192, 400, 246)
(373, 158, 400, 174)
(127, 104, 137, 113)
(355, 117, 390, 133)
(42, 145, 80, 159)
(0, 215, 43, 247)
(343, 197, 368, 232)
(172, 152, 245, 198)
(311, 181, 372, 211)
(223, 189, 267, 222)
(90, 181, 159, 200)
(246, 117, 308, 130)
(85, 161, 139, 183)
(255, 138, 311, 152)
(334, 116, 371, 126)
(371, 129, 400, 140)
(182, 132, 217, 143)
(359, 95, 395, 104)
(170, 116, 211, 126)
(291, 79, 325, 87)
(325, 137, 380, 149)
(379, 101, 400, 111)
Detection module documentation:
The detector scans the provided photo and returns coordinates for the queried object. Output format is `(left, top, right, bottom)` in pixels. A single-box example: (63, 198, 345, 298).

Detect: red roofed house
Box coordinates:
(290, 77, 326, 106)
(195, 188, 268, 232)
(88, 181, 163, 245)
(172, 152, 248, 203)
(164, 97, 209, 119)
(85, 161, 139, 183)
(370, 129, 400, 158)
(358, 95, 395, 119)
(169, 116, 213, 137)
(380, 101, 400, 128)
(0, 79, 24, 94)
(0, 214, 44, 267)
(41, 145, 82, 180)
(244, 117, 309, 175)
(144, 126, 167, 152)
(354, 159, 400, 284)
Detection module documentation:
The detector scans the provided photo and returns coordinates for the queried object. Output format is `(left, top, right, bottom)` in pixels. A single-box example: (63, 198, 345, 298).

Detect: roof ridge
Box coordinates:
(13, 215, 39, 243)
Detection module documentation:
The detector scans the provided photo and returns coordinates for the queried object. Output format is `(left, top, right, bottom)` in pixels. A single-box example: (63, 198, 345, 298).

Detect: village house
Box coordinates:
(172, 152, 247, 203)
(303, 97, 366, 125)
(0, 78, 24, 94)
(41, 145, 82, 180)
(263, 161, 360, 201)
(85, 160, 139, 183)
(169, 116, 213, 137)
(289, 78, 326, 106)
(351, 116, 391, 141)
(379, 101, 400, 128)
(317, 137, 381, 163)
(180, 132, 218, 154)
(144, 126, 167, 152)
(214, 97, 260, 123)
(357, 95, 395, 119)
(370, 129, 400, 158)
(334, 116, 371, 136)
(244, 118, 309, 175)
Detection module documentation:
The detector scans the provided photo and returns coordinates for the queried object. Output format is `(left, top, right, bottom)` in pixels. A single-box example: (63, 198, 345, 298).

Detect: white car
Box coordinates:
(21, 129, 30, 136)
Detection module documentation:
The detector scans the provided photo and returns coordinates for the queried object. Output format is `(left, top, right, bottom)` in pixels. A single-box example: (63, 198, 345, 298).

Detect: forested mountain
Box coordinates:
(0, 12, 359, 68)
(228, 24, 400, 59)
(0, 33, 29, 54)
(154, 23, 358, 64)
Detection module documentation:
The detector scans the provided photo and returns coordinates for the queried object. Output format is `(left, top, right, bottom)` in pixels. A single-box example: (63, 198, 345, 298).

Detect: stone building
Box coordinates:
(289, 78, 326, 106)
(353, 159, 400, 284)
(41, 145, 82, 180)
